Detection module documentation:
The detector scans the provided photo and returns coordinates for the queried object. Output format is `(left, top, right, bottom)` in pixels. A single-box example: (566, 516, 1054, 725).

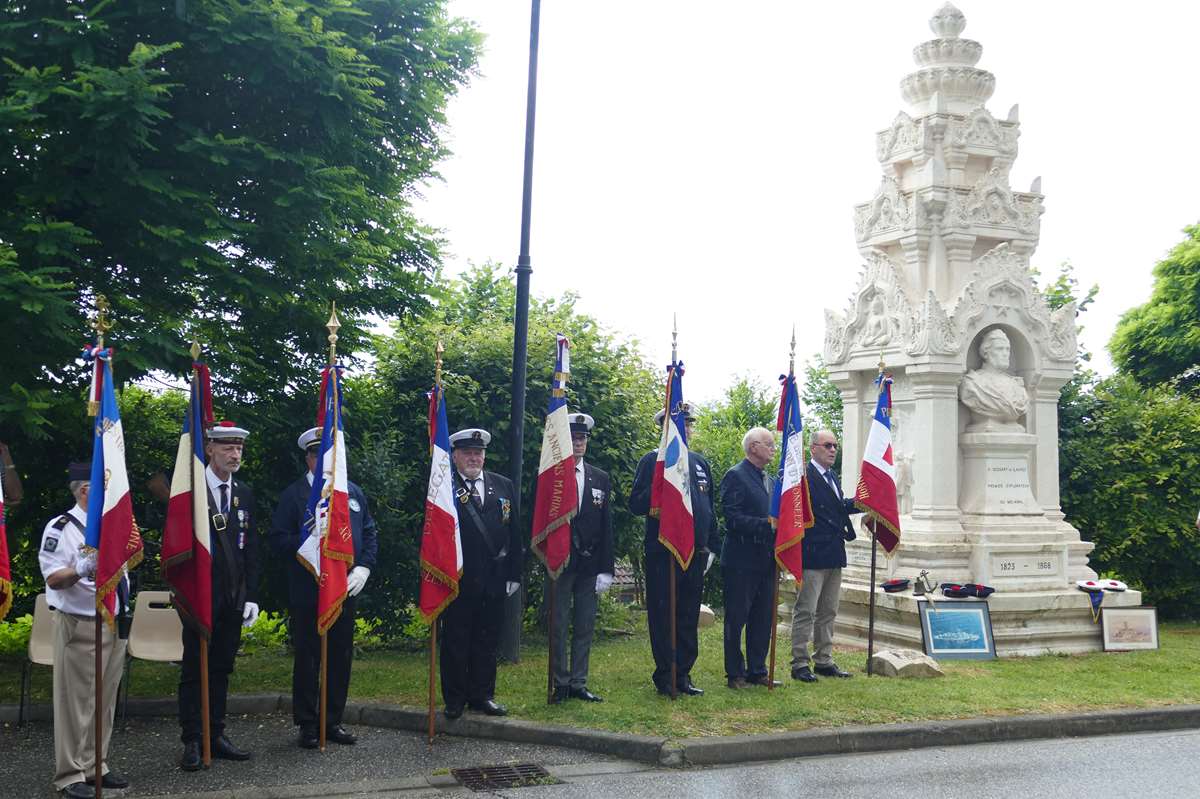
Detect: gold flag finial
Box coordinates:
(88, 296, 114, 416)
(326, 302, 340, 366)
(435, 340, 445, 387)
(190, 339, 201, 361)
(671, 313, 678, 363)
(789, 324, 797, 376)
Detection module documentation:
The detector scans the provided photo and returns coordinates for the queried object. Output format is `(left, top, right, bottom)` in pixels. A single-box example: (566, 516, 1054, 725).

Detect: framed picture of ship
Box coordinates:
(1101, 607, 1159, 651)
(918, 600, 996, 660)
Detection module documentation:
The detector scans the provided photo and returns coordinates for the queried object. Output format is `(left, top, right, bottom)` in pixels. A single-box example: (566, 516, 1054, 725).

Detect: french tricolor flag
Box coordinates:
(299, 365, 354, 634)
(162, 360, 214, 638)
(651, 362, 695, 569)
(771, 372, 814, 581)
(855, 374, 901, 555)
(83, 347, 143, 627)
(418, 382, 462, 621)
(531, 334, 577, 578)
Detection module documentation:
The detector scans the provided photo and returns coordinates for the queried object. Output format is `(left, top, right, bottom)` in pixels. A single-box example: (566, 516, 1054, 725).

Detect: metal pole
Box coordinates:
(668, 564, 677, 700)
(428, 622, 437, 745)
(866, 524, 878, 676)
(94, 615, 103, 799)
(768, 566, 780, 690)
(501, 0, 542, 664)
(546, 577, 556, 703)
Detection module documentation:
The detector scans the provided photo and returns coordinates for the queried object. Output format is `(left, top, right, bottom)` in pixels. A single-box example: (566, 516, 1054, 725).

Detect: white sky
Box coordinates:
(413, 0, 1200, 403)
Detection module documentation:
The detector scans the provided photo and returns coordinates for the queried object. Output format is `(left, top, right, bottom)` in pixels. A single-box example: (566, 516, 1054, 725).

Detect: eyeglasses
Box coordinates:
(817, 442, 838, 450)
(754, 440, 776, 450)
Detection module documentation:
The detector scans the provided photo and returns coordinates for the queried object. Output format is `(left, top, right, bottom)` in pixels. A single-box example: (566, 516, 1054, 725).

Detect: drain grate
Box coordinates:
(451, 763, 560, 791)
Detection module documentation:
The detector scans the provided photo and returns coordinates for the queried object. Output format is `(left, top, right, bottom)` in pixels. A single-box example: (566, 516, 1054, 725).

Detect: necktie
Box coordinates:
(762, 471, 773, 496)
(468, 478, 480, 502)
(219, 483, 229, 515)
(825, 470, 840, 499)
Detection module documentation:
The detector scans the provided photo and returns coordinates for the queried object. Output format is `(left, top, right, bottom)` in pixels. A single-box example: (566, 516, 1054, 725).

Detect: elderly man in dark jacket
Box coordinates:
(719, 426, 779, 689)
(790, 429, 862, 683)
(270, 427, 378, 748)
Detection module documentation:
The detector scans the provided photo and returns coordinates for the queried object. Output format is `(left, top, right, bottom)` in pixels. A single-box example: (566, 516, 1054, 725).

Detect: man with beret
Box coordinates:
(39, 462, 130, 798)
(549, 412, 614, 704)
(440, 428, 522, 719)
(270, 427, 379, 748)
(179, 421, 260, 770)
(720, 427, 780, 689)
(790, 429, 862, 683)
(630, 403, 721, 697)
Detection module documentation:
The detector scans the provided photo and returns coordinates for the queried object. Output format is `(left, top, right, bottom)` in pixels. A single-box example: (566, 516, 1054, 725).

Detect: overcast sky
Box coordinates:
(412, 0, 1200, 403)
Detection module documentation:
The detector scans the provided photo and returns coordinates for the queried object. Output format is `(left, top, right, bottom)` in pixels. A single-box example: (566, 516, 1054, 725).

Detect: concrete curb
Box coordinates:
(4, 696, 1198, 769)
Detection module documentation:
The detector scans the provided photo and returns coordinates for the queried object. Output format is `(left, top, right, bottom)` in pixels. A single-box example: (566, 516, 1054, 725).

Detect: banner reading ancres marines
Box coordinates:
(82, 346, 144, 627)
(771, 372, 814, 581)
(419, 382, 462, 621)
(651, 362, 695, 569)
(162, 360, 215, 638)
(299, 365, 354, 634)
(855, 373, 901, 554)
(530, 334, 577, 578)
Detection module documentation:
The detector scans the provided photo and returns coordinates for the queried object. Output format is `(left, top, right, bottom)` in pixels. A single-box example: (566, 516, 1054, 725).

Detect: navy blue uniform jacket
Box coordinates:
(566, 462, 615, 577)
(629, 450, 721, 560)
(804, 462, 861, 570)
(719, 458, 775, 573)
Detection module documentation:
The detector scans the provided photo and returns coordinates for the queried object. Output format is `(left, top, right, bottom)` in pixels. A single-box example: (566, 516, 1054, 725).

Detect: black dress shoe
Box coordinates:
(86, 771, 130, 789)
(726, 676, 747, 689)
(814, 662, 853, 678)
(326, 724, 357, 745)
(298, 727, 319, 749)
(180, 741, 202, 771)
(468, 699, 508, 716)
(569, 686, 603, 702)
(550, 686, 570, 704)
(678, 680, 704, 696)
(212, 734, 252, 761)
(746, 675, 782, 688)
(792, 665, 818, 683)
(62, 782, 94, 799)
(444, 704, 464, 720)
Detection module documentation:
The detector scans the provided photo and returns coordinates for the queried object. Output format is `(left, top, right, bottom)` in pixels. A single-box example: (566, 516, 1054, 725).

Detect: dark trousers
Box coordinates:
(439, 589, 502, 708)
(644, 545, 704, 690)
(179, 605, 242, 744)
(548, 570, 599, 689)
(722, 567, 775, 680)
(291, 598, 355, 730)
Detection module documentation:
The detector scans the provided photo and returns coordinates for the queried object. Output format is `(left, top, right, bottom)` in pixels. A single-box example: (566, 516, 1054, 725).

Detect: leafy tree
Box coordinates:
(1110, 223, 1200, 392)
(800, 355, 842, 445)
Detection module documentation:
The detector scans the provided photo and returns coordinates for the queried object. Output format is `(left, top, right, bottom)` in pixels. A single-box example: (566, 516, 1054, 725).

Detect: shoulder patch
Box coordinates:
(43, 536, 59, 553)
(52, 515, 71, 531)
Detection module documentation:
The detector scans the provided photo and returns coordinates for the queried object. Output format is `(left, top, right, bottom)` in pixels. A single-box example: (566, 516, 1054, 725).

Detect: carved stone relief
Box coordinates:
(854, 177, 914, 241)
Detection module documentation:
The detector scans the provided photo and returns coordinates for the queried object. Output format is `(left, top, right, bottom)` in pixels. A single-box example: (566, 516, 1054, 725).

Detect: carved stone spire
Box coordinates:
(901, 3, 994, 114)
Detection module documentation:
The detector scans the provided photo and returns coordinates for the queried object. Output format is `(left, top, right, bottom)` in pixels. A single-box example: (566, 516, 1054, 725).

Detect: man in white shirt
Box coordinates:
(39, 461, 130, 799)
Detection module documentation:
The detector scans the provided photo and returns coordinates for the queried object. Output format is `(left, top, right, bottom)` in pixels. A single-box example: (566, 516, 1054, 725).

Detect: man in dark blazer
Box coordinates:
(179, 422, 259, 770)
(440, 428, 522, 719)
(269, 427, 379, 749)
(720, 426, 779, 688)
(630, 403, 721, 697)
(790, 429, 862, 683)
(548, 412, 614, 703)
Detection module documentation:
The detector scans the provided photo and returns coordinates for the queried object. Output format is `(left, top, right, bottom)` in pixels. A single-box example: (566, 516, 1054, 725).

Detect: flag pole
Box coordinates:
(89, 297, 114, 799)
(190, 340, 214, 768)
(768, 328, 797, 692)
(668, 318, 678, 701)
(319, 304, 341, 752)
(429, 341, 444, 746)
(546, 577, 556, 703)
(865, 355, 885, 677)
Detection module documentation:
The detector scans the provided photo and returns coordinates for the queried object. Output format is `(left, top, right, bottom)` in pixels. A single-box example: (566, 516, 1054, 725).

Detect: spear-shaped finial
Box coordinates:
(878, 350, 886, 376)
(326, 302, 340, 366)
(92, 294, 113, 348)
(435, 340, 444, 387)
(671, 313, 678, 363)
(190, 339, 201, 362)
(788, 324, 797, 376)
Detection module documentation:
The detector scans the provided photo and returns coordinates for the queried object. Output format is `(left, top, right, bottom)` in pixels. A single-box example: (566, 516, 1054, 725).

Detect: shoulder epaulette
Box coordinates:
(52, 515, 71, 531)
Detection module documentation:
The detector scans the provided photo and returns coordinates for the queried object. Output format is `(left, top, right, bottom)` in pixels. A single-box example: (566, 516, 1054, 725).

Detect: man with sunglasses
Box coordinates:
(790, 429, 862, 683)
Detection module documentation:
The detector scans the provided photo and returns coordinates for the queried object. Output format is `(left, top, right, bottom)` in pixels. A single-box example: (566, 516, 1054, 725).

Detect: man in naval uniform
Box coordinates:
(440, 428, 522, 719)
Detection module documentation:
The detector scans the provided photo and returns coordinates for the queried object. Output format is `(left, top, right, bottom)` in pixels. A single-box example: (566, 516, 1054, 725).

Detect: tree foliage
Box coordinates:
(1110, 223, 1200, 392)
(800, 355, 842, 445)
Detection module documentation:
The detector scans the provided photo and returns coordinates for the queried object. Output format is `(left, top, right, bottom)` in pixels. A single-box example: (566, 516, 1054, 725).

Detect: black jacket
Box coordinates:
(454, 470, 523, 598)
(804, 462, 861, 570)
(565, 462, 614, 577)
(629, 449, 721, 561)
(719, 458, 776, 573)
(268, 474, 380, 606)
(207, 477, 259, 615)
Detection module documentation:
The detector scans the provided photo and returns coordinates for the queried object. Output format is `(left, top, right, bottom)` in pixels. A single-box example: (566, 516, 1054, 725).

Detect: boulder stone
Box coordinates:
(868, 648, 944, 678)
(698, 603, 716, 628)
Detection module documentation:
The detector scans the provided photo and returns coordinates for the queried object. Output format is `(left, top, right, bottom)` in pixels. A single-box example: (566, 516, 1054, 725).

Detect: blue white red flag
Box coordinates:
(531, 334, 577, 578)
(771, 373, 814, 581)
(418, 382, 462, 621)
(0, 474, 11, 621)
(651, 362, 695, 569)
(299, 365, 354, 634)
(855, 373, 901, 554)
(162, 360, 215, 638)
(82, 347, 143, 627)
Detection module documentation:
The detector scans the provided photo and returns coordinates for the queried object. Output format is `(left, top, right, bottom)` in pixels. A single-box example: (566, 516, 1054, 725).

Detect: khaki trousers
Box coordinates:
(52, 611, 126, 790)
(790, 567, 842, 668)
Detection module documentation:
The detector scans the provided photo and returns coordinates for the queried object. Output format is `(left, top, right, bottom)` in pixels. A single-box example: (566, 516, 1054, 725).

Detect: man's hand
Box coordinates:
(704, 552, 716, 575)
(595, 573, 613, 594)
(242, 601, 260, 628)
(347, 566, 370, 597)
(74, 550, 97, 580)
(505, 581, 520, 598)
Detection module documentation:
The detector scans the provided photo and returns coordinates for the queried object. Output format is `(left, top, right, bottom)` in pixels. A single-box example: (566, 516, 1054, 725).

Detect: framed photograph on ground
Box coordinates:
(1101, 607, 1159, 651)
(918, 600, 996, 660)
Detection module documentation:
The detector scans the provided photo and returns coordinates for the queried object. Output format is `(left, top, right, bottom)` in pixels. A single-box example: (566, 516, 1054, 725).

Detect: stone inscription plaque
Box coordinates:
(985, 460, 1032, 509)
(991, 554, 1061, 577)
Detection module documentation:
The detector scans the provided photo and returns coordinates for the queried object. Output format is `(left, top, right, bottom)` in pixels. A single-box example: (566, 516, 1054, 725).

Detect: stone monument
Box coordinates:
(824, 3, 1141, 655)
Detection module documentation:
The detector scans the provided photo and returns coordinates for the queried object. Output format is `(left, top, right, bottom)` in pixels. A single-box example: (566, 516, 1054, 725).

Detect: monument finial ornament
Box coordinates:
(929, 3, 966, 39)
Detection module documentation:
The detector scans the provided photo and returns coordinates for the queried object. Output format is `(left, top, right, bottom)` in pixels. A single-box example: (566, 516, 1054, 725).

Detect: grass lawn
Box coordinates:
(5, 622, 1199, 739)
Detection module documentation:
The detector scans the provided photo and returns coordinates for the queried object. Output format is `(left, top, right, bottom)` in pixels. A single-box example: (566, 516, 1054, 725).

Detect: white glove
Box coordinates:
(74, 550, 97, 580)
(242, 601, 260, 627)
(347, 566, 370, 597)
(704, 552, 716, 575)
(595, 573, 613, 594)
(505, 581, 520, 597)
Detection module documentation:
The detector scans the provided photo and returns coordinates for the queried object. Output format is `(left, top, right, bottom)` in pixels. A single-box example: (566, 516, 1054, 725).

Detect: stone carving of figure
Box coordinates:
(860, 295, 891, 346)
(960, 328, 1028, 431)
(894, 452, 914, 515)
